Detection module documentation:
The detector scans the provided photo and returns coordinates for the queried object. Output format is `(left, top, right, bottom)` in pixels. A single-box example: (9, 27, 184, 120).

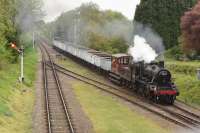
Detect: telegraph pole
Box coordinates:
(74, 16, 77, 45)
(33, 32, 35, 49)
(74, 11, 80, 45)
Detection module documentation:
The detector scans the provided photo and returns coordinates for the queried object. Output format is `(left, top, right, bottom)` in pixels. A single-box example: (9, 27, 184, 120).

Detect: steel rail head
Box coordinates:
(40, 43, 75, 133)
(173, 104, 200, 119)
(38, 45, 52, 133)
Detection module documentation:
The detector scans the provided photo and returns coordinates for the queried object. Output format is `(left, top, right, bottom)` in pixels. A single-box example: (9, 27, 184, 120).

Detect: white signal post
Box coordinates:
(19, 45, 24, 82)
(10, 43, 24, 83)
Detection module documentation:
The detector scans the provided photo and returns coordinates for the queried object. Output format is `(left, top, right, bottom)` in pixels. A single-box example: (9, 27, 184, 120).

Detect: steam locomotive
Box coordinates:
(53, 41, 179, 104)
(109, 54, 179, 104)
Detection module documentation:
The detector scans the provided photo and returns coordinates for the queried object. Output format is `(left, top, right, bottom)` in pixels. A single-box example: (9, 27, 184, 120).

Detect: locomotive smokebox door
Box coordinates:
(197, 69, 200, 80)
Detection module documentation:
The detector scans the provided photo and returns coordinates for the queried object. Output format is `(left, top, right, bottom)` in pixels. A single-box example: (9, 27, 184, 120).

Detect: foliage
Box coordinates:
(47, 2, 131, 54)
(135, 0, 197, 49)
(89, 32, 128, 54)
(165, 45, 183, 60)
(166, 61, 200, 106)
(181, 1, 200, 54)
(0, 0, 17, 42)
(166, 61, 200, 75)
(0, 0, 43, 65)
(0, 0, 17, 65)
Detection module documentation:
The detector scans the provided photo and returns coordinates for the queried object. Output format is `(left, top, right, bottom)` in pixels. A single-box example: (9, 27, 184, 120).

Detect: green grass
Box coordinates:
(166, 60, 200, 106)
(56, 56, 107, 82)
(0, 47, 38, 133)
(72, 82, 169, 133)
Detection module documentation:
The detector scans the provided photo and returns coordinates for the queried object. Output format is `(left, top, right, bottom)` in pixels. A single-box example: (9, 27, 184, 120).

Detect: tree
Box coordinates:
(0, 0, 43, 65)
(49, 2, 131, 54)
(135, 0, 197, 49)
(181, 1, 200, 54)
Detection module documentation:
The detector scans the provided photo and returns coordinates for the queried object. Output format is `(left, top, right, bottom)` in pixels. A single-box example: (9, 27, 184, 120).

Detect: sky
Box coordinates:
(43, 0, 141, 22)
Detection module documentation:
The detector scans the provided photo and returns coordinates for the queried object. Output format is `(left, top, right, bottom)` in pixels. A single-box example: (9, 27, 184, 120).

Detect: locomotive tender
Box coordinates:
(53, 40, 179, 104)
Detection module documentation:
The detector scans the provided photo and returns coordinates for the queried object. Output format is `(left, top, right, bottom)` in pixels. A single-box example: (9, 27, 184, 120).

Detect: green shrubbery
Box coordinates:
(165, 46, 183, 60)
(174, 74, 200, 105)
(166, 61, 200, 75)
(166, 61, 200, 106)
(89, 33, 128, 54)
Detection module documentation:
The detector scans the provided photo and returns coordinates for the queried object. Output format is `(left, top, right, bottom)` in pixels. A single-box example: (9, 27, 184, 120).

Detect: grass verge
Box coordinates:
(0, 47, 38, 133)
(72, 81, 169, 133)
(56, 56, 107, 82)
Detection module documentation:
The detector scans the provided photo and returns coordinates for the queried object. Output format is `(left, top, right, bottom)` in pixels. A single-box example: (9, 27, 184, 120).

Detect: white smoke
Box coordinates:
(15, 0, 43, 33)
(132, 22, 165, 54)
(128, 35, 157, 63)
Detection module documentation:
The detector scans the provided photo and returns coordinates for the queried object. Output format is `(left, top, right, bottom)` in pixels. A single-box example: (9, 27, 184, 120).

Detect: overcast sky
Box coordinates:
(43, 0, 141, 22)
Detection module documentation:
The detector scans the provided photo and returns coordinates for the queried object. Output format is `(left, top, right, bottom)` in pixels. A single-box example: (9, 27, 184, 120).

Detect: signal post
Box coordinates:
(11, 43, 24, 82)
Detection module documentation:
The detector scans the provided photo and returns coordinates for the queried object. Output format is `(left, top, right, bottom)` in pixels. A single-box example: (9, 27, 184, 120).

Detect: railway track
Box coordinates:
(176, 99, 200, 114)
(48, 62, 200, 130)
(39, 44, 75, 133)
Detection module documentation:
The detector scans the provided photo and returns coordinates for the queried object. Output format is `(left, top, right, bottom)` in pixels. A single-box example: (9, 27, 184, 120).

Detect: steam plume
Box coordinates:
(128, 22, 165, 63)
(129, 35, 157, 63)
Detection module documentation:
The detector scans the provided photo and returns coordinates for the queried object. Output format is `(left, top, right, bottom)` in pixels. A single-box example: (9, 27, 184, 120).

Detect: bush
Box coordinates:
(88, 32, 128, 54)
(166, 62, 199, 75)
(166, 61, 200, 105)
(165, 45, 183, 60)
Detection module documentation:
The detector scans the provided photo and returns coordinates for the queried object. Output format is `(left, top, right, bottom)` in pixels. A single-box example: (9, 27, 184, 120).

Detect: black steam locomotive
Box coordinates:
(53, 41, 179, 104)
(109, 54, 179, 104)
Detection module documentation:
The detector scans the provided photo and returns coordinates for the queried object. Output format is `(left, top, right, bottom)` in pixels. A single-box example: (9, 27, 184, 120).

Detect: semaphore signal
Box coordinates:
(10, 42, 24, 83)
(11, 43, 16, 48)
(10, 43, 23, 54)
